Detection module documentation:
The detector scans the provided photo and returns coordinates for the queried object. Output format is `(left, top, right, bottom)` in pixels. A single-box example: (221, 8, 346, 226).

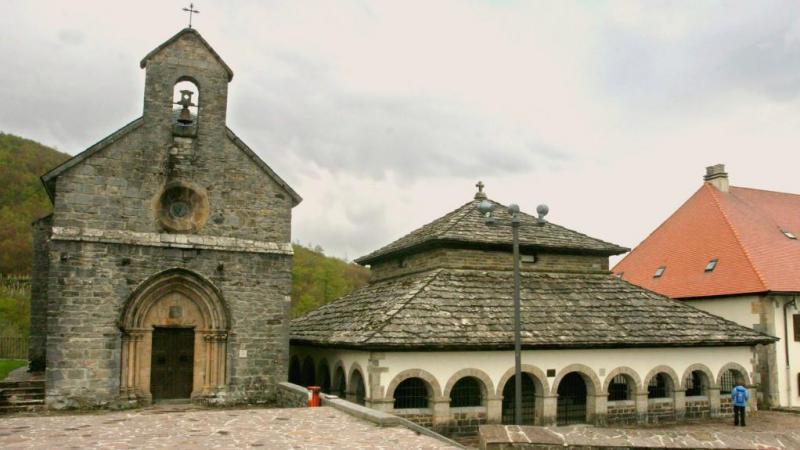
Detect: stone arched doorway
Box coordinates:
(118, 269, 230, 404)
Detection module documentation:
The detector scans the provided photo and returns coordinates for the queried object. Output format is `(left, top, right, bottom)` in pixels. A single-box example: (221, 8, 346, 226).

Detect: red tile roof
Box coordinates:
(613, 183, 800, 298)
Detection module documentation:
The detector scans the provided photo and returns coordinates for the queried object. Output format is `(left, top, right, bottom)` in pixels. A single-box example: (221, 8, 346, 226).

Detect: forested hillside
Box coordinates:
(0, 133, 70, 275)
(291, 244, 370, 317)
(0, 131, 368, 328)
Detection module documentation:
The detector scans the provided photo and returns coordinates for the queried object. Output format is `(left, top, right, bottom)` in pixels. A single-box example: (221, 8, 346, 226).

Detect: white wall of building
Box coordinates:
(684, 296, 760, 330)
(686, 295, 800, 407)
(380, 346, 753, 397)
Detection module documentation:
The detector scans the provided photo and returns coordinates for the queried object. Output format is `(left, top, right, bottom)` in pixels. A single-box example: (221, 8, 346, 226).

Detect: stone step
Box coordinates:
(0, 380, 45, 389)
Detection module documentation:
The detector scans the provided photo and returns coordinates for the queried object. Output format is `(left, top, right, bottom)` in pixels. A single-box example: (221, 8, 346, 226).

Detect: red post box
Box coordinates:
(307, 386, 321, 407)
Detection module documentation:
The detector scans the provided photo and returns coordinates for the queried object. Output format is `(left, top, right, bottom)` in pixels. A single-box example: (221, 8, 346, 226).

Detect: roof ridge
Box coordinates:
(706, 183, 769, 291)
(731, 185, 800, 198)
(438, 200, 478, 236)
(361, 268, 444, 344)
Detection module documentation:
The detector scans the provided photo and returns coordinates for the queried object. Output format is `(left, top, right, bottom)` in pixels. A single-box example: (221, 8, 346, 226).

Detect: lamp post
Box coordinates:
(477, 195, 548, 426)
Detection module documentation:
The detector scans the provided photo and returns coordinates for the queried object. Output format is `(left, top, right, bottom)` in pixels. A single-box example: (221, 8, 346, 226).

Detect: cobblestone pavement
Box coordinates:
(481, 411, 800, 449)
(0, 406, 459, 449)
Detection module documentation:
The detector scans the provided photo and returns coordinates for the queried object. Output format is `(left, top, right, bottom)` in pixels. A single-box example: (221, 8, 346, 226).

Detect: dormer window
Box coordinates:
(704, 258, 718, 272)
(782, 230, 797, 240)
(653, 266, 665, 278)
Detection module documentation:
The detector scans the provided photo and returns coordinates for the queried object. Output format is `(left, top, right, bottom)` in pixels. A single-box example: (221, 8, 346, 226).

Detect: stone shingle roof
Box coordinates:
(355, 198, 628, 265)
(290, 268, 775, 350)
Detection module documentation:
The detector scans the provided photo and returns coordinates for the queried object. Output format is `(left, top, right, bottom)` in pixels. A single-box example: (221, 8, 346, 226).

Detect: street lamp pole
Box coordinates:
(511, 208, 522, 426)
(477, 186, 547, 427)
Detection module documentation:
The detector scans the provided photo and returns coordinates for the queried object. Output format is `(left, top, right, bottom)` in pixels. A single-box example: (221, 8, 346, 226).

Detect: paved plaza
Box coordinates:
(481, 411, 800, 449)
(0, 405, 459, 449)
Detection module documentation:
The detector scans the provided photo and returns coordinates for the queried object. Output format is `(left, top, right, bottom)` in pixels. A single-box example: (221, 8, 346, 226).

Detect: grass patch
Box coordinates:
(0, 359, 26, 380)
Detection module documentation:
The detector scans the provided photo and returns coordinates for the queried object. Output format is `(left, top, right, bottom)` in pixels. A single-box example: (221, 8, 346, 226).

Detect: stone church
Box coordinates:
(29, 28, 301, 408)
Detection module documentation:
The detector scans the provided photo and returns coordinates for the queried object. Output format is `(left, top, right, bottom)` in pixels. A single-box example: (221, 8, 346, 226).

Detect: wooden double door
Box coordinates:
(150, 327, 194, 400)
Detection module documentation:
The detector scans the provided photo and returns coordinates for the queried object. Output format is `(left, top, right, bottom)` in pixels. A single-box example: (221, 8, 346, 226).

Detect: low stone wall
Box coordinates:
(720, 397, 733, 416)
(647, 399, 675, 423)
(276, 382, 308, 408)
(394, 409, 434, 428)
(684, 397, 710, 419)
(448, 407, 488, 438)
(606, 400, 637, 425)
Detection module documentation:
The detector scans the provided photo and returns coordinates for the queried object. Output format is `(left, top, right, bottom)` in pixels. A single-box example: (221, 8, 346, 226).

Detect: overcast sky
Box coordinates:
(3, 1, 800, 263)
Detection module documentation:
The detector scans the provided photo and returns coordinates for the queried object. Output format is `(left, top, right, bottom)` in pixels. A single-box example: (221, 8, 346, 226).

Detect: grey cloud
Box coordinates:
(58, 29, 85, 46)
(229, 54, 569, 181)
(594, 1, 800, 108)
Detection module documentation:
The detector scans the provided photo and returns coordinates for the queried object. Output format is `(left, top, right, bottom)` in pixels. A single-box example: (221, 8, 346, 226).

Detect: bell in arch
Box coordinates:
(175, 90, 196, 125)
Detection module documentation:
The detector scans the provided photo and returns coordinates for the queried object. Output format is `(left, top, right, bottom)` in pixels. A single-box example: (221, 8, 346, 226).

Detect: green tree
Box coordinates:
(0, 132, 70, 275)
(291, 244, 370, 317)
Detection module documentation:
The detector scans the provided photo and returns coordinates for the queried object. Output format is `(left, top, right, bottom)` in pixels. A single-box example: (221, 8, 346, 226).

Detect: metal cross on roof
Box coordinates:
(183, 3, 199, 28)
(475, 181, 487, 199)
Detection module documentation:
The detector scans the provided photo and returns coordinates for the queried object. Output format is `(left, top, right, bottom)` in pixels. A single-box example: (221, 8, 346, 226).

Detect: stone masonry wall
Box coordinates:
(606, 400, 637, 425)
(447, 408, 487, 438)
(684, 397, 711, 419)
(28, 216, 52, 372)
(44, 240, 291, 409)
(646, 399, 675, 424)
(370, 247, 608, 281)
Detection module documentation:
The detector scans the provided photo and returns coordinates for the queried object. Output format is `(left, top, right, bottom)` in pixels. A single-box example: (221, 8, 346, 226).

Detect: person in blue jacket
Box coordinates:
(731, 384, 749, 426)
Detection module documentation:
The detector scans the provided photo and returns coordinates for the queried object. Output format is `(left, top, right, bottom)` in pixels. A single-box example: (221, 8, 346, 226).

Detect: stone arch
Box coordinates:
(680, 364, 715, 391)
(302, 356, 316, 387)
(643, 365, 680, 393)
(317, 358, 331, 393)
(443, 368, 494, 401)
(496, 365, 549, 397)
(550, 364, 601, 396)
(118, 268, 230, 403)
(332, 361, 347, 397)
(288, 355, 302, 385)
(385, 369, 443, 401)
(716, 362, 752, 388)
(348, 363, 367, 405)
(602, 366, 642, 395)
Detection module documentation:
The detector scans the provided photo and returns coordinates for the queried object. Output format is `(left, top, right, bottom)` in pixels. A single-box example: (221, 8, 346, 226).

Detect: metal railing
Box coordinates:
(0, 336, 27, 359)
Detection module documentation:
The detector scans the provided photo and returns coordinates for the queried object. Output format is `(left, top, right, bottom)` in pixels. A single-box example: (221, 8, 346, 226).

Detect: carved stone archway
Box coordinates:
(118, 269, 230, 404)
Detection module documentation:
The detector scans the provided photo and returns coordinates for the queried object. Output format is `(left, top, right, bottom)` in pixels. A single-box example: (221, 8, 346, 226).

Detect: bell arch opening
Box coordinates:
(118, 269, 230, 404)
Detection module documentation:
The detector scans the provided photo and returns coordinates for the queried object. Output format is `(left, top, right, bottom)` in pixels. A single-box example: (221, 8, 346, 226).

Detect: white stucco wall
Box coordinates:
(684, 296, 760, 330)
(686, 295, 800, 407)
(378, 346, 753, 398)
(772, 302, 800, 406)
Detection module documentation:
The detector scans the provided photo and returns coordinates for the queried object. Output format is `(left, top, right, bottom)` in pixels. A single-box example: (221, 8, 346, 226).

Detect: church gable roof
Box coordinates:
(355, 197, 628, 265)
(613, 183, 800, 298)
(225, 128, 302, 206)
(39, 120, 301, 206)
(140, 28, 234, 81)
(290, 268, 774, 350)
(41, 117, 144, 201)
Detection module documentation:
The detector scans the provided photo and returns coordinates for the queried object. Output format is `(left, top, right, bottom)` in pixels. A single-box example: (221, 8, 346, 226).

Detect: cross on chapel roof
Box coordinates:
(475, 181, 487, 199)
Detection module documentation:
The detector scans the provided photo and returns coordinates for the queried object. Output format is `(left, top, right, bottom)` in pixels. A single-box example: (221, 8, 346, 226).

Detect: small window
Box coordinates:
(394, 378, 430, 409)
(705, 258, 718, 272)
(648, 373, 670, 399)
(653, 266, 666, 278)
(450, 377, 483, 407)
(608, 374, 632, 401)
(794, 314, 800, 342)
(782, 230, 797, 240)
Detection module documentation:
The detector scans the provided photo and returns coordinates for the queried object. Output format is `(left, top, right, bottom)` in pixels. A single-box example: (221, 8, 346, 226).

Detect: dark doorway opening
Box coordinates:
(151, 327, 194, 401)
(557, 372, 587, 425)
(501, 373, 536, 425)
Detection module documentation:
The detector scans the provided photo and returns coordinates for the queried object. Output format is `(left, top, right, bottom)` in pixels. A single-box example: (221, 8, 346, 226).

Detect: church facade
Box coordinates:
(29, 28, 300, 408)
(291, 187, 774, 436)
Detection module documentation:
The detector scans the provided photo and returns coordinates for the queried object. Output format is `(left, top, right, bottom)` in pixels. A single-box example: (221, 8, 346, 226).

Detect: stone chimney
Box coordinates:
(704, 164, 729, 192)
